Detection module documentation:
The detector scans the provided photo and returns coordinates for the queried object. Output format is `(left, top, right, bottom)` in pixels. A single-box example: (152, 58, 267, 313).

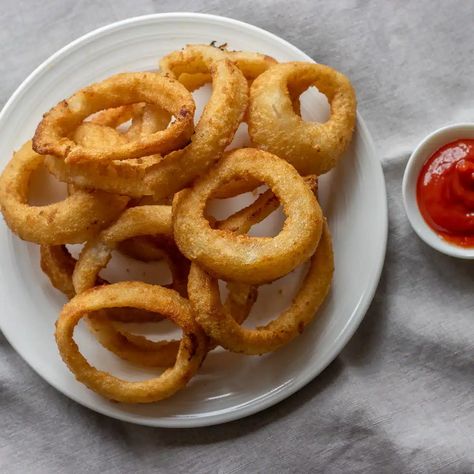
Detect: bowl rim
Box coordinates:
(402, 122, 474, 259)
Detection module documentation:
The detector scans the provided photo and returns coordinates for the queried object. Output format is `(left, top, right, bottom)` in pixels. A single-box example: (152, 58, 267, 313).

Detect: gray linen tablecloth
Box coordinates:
(1, 1, 473, 472)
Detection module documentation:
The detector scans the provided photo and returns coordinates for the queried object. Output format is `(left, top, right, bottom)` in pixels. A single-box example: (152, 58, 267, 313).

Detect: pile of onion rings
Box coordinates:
(0, 43, 355, 405)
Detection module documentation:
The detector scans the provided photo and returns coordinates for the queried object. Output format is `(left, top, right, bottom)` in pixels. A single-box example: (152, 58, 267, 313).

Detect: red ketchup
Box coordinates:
(416, 139, 474, 247)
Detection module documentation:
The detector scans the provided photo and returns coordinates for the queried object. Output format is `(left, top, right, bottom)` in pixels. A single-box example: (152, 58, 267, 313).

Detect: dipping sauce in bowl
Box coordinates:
(416, 139, 474, 248)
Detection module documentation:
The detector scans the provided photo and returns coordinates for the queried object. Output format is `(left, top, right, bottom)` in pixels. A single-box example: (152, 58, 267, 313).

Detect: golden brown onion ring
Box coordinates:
(172, 148, 323, 284)
(70, 204, 190, 340)
(147, 59, 248, 200)
(160, 44, 277, 88)
(68, 205, 191, 367)
(51, 105, 166, 196)
(33, 72, 195, 164)
(248, 62, 357, 176)
(55, 282, 207, 403)
(189, 222, 334, 355)
(45, 60, 247, 199)
(0, 141, 128, 244)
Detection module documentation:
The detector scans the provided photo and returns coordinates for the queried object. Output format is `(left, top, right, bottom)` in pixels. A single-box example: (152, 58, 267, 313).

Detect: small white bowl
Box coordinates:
(402, 123, 474, 259)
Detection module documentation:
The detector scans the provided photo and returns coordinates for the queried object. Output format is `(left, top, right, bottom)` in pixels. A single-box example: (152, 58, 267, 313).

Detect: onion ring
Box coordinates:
(68, 204, 191, 367)
(172, 148, 323, 284)
(147, 59, 248, 200)
(51, 103, 169, 196)
(0, 141, 128, 244)
(44, 60, 247, 198)
(189, 222, 333, 355)
(33, 72, 195, 164)
(70, 204, 190, 338)
(160, 44, 276, 88)
(248, 62, 357, 175)
(55, 282, 207, 403)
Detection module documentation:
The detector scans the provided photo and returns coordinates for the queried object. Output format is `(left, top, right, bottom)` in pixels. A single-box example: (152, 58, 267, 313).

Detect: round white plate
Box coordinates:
(0, 13, 387, 428)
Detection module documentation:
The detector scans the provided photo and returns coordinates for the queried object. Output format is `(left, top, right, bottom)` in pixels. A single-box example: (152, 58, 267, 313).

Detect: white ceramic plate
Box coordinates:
(0, 13, 387, 428)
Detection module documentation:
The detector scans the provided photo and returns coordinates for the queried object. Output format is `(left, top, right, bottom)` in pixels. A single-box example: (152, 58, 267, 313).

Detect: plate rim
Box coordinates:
(0, 12, 387, 428)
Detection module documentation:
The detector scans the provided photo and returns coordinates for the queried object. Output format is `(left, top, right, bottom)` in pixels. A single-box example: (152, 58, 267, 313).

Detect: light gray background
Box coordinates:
(1, 1, 473, 473)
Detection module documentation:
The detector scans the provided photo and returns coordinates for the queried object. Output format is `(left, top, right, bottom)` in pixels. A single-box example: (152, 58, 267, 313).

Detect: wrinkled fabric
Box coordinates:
(0, 1, 473, 473)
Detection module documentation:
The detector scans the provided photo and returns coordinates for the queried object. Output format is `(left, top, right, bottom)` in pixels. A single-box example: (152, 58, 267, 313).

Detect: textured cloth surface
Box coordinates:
(1, 1, 473, 473)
